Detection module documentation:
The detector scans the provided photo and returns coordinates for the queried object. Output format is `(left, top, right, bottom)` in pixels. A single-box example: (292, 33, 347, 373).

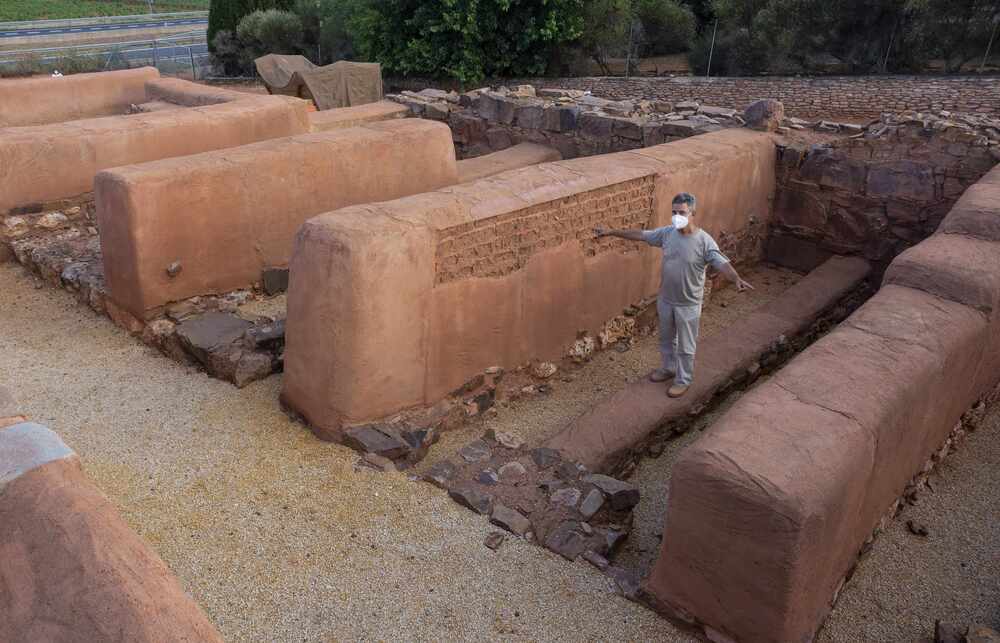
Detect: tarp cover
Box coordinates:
(254, 55, 383, 110)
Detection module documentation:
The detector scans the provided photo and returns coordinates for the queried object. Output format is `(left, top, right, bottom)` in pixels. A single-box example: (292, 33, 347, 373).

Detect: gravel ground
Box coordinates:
(9, 255, 992, 642)
(818, 404, 1000, 642)
(0, 262, 696, 642)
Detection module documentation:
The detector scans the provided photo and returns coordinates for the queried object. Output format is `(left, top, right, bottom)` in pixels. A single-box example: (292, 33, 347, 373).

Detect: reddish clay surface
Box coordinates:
(647, 169, 1000, 642)
(282, 129, 776, 432)
(0, 78, 311, 213)
(97, 119, 457, 318)
(309, 100, 409, 131)
(0, 424, 222, 642)
(544, 255, 871, 472)
(0, 67, 158, 128)
(939, 164, 1000, 241)
(457, 142, 562, 183)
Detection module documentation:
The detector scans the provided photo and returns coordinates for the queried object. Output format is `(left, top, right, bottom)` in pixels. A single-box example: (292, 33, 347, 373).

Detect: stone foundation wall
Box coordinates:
(767, 111, 1000, 272)
(647, 163, 1000, 643)
(390, 86, 744, 159)
(281, 128, 775, 435)
(390, 75, 1000, 119)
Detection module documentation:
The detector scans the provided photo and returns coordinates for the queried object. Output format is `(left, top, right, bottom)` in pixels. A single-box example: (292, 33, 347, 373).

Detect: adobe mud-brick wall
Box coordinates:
(0, 422, 223, 641)
(282, 128, 775, 434)
(647, 163, 1000, 643)
(492, 75, 1000, 119)
(768, 111, 999, 272)
(0, 67, 159, 128)
(0, 83, 311, 213)
(96, 119, 458, 318)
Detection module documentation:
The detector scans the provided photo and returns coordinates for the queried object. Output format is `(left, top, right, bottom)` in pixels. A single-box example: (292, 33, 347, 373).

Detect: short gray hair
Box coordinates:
(672, 192, 697, 211)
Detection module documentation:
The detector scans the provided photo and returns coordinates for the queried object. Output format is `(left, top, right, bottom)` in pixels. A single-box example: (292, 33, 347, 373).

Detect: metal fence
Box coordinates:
(0, 30, 211, 79)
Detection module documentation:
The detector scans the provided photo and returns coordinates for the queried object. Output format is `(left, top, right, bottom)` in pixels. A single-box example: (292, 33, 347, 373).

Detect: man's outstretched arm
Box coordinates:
(594, 227, 645, 241)
(718, 262, 754, 293)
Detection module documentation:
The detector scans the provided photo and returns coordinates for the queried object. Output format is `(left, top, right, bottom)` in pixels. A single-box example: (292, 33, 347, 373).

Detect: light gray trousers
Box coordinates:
(657, 299, 702, 386)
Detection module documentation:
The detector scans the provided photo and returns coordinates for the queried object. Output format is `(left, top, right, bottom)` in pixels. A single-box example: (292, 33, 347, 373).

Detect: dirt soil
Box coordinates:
(414, 263, 804, 476)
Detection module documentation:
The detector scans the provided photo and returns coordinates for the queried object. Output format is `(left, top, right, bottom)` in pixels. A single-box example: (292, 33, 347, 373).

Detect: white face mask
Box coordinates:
(672, 214, 689, 229)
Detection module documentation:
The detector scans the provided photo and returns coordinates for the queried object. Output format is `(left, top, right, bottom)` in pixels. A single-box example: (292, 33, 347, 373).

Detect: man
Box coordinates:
(595, 192, 753, 398)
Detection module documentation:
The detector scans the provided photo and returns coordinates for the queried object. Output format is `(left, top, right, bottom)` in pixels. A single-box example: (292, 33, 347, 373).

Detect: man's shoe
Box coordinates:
(667, 383, 689, 398)
(649, 368, 675, 382)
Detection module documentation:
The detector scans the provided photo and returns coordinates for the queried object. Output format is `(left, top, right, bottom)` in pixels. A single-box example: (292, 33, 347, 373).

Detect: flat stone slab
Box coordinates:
(544, 255, 872, 472)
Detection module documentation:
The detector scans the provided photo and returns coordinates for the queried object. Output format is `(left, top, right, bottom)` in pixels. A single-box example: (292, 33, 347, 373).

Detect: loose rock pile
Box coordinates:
(388, 84, 748, 158)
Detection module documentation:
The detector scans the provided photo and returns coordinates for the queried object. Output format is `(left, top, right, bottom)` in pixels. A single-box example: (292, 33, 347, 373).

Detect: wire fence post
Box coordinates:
(706, 18, 718, 78)
(189, 45, 197, 80)
(153, 38, 159, 69)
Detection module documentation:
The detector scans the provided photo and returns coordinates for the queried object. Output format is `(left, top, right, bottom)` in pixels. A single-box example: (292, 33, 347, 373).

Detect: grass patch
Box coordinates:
(0, 0, 208, 22)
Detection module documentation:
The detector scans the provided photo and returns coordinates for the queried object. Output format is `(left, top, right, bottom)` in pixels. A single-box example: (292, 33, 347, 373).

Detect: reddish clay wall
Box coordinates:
(281, 128, 775, 433)
(96, 119, 458, 318)
(647, 164, 1000, 642)
(0, 67, 160, 128)
(0, 93, 311, 213)
(309, 100, 409, 131)
(0, 422, 222, 642)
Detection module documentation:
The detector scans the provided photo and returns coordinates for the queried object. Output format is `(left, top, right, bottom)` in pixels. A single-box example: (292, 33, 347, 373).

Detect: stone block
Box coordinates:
(474, 92, 500, 120)
(343, 425, 410, 459)
(867, 160, 936, 202)
(799, 149, 867, 192)
(659, 120, 701, 137)
(699, 105, 737, 118)
(496, 97, 518, 124)
(176, 312, 252, 365)
(448, 112, 488, 145)
(262, 267, 289, 295)
(609, 117, 643, 141)
(743, 99, 784, 132)
(542, 105, 580, 132)
(579, 112, 614, 138)
(514, 104, 544, 129)
(773, 187, 829, 235)
(424, 101, 450, 121)
(642, 123, 669, 147)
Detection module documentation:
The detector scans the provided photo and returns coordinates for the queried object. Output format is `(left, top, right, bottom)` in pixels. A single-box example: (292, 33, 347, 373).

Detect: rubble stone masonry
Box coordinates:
(393, 75, 1000, 119)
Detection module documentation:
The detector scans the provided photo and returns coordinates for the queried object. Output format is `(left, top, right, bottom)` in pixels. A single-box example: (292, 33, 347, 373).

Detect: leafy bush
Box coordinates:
(236, 8, 304, 57)
(208, 0, 296, 51)
(349, 0, 585, 85)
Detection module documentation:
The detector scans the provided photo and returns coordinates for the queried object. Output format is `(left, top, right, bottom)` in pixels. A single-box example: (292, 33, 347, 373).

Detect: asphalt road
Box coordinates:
(0, 18, 206, 39)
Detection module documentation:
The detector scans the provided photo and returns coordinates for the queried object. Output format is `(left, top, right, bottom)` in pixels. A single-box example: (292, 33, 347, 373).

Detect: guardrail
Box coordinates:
(0, 29, 211, 80)
(0, 11, 208, 33)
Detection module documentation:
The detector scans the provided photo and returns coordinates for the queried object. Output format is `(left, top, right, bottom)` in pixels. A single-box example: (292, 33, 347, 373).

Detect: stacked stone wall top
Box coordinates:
(647, 163, 1000, 642)
(0, 422, 223, 642)
(0, 90, 312, 214)
(393, 75, 1000, 119)
(0, 67, 160, 128)
(281, 128, 776, 432)
(96, 118, 458, 318)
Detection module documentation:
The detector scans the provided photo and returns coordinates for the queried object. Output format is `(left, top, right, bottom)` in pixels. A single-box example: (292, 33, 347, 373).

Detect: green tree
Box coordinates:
(295, 0, 363, 63)
(634, 0, 697, 55)
(350, 0, 584, 85)
(908, 0, 1000, 72)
